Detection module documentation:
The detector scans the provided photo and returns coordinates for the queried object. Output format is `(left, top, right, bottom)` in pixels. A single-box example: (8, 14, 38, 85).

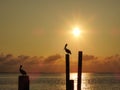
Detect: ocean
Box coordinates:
(0, 73, 120, 90)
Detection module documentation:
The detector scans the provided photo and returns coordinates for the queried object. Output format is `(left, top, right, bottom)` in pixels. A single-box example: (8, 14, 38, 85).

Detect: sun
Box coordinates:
(72, 27, 81, 37)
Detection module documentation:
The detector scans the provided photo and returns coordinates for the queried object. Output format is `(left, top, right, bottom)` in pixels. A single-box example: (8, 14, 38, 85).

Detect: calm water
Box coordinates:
(0, 73, 120, 90)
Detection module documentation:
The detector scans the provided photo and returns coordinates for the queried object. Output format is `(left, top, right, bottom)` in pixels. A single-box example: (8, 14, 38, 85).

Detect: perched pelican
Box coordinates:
(64, 43, 71, 54)
(19, 65, 27, 75)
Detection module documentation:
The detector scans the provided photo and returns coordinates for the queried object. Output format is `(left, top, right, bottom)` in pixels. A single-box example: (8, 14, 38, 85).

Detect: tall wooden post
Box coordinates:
(18, 75, 29, 90)
(77, 51, 82, 90)
(66, 54, 70, 90)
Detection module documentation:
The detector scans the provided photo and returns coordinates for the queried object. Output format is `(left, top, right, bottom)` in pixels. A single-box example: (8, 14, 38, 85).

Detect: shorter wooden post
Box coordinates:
(69, 80, 74, 90)
(18, 75, 29, 90)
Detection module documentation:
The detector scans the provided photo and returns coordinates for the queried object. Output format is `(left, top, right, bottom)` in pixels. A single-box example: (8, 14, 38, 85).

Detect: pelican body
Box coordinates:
(19, 65, 27, 75)
(64, 44, 71, 55)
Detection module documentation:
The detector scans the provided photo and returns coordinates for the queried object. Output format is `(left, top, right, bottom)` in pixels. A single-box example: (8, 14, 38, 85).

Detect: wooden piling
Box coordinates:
(77, 51, 82, 90)
(18, 75, 29, 90)
(69, 80, 74, 90)
(66, 54, 70, 90)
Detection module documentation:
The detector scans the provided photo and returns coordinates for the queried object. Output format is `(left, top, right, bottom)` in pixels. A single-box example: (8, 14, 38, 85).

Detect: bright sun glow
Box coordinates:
(72, 27, 81, 37)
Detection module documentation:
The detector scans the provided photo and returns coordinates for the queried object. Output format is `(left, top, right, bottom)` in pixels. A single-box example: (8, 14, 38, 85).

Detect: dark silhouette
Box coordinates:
(77, 51, 82, 90)
(64, 43, 71, 54)
(19, 65, 27, 75)
(19, 65, 29, 90)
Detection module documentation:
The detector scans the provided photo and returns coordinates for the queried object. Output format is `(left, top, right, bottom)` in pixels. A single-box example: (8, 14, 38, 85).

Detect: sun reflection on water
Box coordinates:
(70, 73, 91, 90)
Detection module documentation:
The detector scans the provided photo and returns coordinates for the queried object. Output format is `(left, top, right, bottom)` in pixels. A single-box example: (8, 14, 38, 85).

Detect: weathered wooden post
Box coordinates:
(18, 75, 29, 90)
(64, 44, 73, 90)
(77, 51, 82, 90)
(69, 80, 74, 90)
(66, 54, 70, 90)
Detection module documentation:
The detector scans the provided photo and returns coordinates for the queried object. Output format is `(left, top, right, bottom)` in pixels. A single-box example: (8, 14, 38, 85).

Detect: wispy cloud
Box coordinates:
(44, 54, 61, 64)
(0, 53, 120, 73)
(0, 53, 63, 73)
(83, 54, 98, 61)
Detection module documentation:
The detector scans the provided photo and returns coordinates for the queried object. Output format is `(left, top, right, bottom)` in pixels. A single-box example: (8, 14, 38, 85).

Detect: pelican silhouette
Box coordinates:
(64, 43, 71, 54)
(19, 65, 27, 75)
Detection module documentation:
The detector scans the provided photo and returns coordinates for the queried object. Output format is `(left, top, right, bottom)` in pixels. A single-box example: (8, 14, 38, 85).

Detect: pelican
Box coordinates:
(19, 65, 27, 75)
(64, 43, 71, 54)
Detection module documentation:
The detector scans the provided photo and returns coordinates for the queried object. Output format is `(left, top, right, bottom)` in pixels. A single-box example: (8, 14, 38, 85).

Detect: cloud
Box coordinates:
(0, 53, 120, 73)
(44, 54, 61, 64)
(18, 55, 30, 60)
(0, 53, 63, 73)
(82, 54, 120, 73)
(83, 54, 98, 61)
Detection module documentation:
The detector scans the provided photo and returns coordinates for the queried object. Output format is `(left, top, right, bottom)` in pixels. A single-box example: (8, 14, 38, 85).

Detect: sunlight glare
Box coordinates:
(73, 27, 81, 37)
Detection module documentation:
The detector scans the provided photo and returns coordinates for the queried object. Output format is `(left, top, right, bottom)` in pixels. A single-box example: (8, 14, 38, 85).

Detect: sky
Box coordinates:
(0, 0, 120, 73)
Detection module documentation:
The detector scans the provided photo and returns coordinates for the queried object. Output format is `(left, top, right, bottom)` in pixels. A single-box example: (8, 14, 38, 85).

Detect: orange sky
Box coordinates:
(0, 0, 120, 73)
